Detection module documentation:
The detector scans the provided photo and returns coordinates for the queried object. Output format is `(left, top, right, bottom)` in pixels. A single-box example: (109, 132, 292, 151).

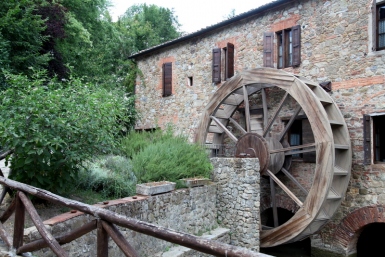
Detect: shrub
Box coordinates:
(119, 126, 173, 158)
(76, 155, 136, 199)
(131, 134, 212, 185)
(0, 71, 137, 194)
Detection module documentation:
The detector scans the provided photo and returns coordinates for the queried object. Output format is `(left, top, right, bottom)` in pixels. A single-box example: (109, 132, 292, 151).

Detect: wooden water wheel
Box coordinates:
(195, 68, 351, 247)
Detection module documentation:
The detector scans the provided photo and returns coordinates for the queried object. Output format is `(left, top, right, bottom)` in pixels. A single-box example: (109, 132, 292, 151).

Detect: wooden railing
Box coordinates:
(0, 174, 268, 257)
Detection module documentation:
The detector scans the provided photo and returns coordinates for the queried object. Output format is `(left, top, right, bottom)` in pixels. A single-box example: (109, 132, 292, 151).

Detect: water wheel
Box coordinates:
(195, 68, 351, 247)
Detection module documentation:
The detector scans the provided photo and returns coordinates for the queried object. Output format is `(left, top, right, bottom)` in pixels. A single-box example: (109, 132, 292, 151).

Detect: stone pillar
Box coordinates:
(211, 158, 260, 252)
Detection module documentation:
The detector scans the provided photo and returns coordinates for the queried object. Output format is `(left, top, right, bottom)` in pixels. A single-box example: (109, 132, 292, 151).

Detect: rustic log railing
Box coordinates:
(0, 175, 268, 257)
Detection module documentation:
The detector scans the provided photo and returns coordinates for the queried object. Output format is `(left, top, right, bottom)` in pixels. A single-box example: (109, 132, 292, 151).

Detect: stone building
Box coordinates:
(130, 0, 385, 256)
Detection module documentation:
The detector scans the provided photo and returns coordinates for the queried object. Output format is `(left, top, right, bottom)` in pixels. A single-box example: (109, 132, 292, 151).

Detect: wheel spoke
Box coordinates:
(243, 85, 251, 132)
(269, 143, 316, 155)
(281, 167, 308, 195)
(278, 105, 302, 142)
(210, 116, 238, 143)
(270, 177, 279, 228)
(229, 118, 247, 135)
(267, 169, 303, 207)
(262, 88, 268, 128)
(263, 92, 289, 137)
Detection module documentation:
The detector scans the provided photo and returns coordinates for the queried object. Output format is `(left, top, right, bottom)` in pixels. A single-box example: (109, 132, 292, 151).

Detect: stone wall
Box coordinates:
(25, 185, 219, 257)
(211, 158, 261, 252)
(24, 157, 263, 257)
(134, 0, 385, 255)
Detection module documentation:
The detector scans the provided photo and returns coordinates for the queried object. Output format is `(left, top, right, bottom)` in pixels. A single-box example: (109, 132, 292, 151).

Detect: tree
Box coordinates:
(118, 4, 182, 53)
(0, 0, 50, 77)
(0, 71, 137, 194)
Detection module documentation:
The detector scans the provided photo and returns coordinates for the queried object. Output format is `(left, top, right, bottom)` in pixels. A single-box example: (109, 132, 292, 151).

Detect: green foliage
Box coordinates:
(119, 4, 182, 53)
(119, 127, 173, 159)
(75, 155, 136, 199)
(0, 71, 136, 194)
(130, 132, 212, 185)
(0, 0, 50, 77)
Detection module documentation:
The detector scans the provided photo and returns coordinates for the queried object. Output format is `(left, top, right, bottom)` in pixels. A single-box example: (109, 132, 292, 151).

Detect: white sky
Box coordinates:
(108, 0, 273, 33)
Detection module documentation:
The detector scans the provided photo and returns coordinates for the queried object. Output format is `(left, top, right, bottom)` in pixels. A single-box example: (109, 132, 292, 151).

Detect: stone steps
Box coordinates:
(156, 227, 230, 257)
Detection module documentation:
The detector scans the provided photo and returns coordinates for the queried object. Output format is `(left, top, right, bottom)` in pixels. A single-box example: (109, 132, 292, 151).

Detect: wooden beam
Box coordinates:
(97, 220, 109, 257)
(102, 220, 139, 257)
(262, 88, 268, 128)
(269, 177, 278, 228)
(243, 85, 251, 132)
(18, 192, 69, 257)
(17, 221, 97, 254)
(269, 143, 316, 154)
(229, 118, 247, 135)
(281, 168, 308, 195)
(0, 193, 16, 223)
(263, 92, 289, 137)
(0, 222, 11, 248)
(267, 170, 303, 207)
(0, 177, 264, 257)
(210, 116, 238, 143)
(278, 105, 302, 142)
(13, 193, 25, 249)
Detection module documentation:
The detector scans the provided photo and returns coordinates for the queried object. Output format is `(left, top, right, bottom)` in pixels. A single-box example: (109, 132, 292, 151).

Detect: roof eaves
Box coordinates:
(128, 0, 293, 59)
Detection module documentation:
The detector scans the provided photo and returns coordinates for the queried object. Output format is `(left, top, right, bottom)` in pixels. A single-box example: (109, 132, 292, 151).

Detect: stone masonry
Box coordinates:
(132, 0, 385, 255)
(24, 157, 264, 257)
(211, 158, 261, 252)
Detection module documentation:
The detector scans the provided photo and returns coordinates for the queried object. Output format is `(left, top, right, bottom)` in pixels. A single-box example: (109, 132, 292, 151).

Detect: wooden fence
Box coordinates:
(0, 173, 268, 257)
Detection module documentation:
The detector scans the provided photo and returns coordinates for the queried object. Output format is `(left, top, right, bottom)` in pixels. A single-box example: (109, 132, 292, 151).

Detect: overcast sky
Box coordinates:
(108, 0, 273, 33)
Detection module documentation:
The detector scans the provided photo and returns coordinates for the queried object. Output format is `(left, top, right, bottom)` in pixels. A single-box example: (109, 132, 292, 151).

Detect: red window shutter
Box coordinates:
(263, 32, 274, 68)
(363, 114, 372, 165)
(292, 25, 301, 67)
(163, 62, 172, 97)
(212, 48, 221, 83)
(225, 42, 234, 79)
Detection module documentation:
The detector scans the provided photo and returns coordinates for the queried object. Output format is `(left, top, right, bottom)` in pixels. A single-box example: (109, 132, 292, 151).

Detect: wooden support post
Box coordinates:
(18, 192, 69, 257)
(101, 220, 139, 257)
(0, 196, 16, 223)
(0, 221, 11, 248)
(17, 220, 97, 254)
(0, 177, 263, 257)
(13, 192, 25, 249)
(97, 220, 109, 257)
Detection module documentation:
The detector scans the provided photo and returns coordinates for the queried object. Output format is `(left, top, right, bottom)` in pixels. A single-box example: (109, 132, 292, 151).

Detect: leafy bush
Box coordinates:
(76, 155, 136, 199)
(119, 126, 173, 158)
(0, 71, 137, 194)
(131, 134, 212, 185)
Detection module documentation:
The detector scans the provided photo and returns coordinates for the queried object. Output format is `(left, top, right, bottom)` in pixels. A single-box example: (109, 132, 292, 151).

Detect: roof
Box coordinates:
(129, 0, 293, 59)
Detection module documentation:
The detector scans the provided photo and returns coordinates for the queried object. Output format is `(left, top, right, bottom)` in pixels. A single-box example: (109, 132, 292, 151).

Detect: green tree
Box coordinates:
(0, 0, 50, 77)
(0, 71, 137, 194)
(118, 4, 182, 53)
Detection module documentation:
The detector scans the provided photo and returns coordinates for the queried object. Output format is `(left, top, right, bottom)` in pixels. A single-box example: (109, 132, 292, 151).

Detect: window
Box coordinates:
(162, 62, 172, 97)
(286, 118, 315, 162)
(364, 114, 385, 164)
(212, 42, 234, 83)
(263, 25, 301, 68)
(377, 3, 385, 50)
(188, 76, 193, 86)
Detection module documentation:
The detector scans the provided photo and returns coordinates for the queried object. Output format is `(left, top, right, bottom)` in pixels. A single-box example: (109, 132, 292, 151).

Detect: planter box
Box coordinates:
(136, 181, 176, 196)
(180, 178, 210, 188)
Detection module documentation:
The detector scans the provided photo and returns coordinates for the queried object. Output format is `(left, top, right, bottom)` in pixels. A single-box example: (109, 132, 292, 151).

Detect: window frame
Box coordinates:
(212, 42, 235, 83)
(263, 25, 300, 68)
(377, 2, 385, 51)
(364, 113, 385, 164)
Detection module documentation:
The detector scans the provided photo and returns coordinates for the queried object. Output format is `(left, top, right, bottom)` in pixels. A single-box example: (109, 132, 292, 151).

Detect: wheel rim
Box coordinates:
(195, 68, 351, 247)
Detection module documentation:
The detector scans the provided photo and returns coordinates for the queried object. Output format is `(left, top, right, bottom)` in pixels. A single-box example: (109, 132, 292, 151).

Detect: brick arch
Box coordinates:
(333, 205, 385, 253)
(260, 195, 299, 214)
